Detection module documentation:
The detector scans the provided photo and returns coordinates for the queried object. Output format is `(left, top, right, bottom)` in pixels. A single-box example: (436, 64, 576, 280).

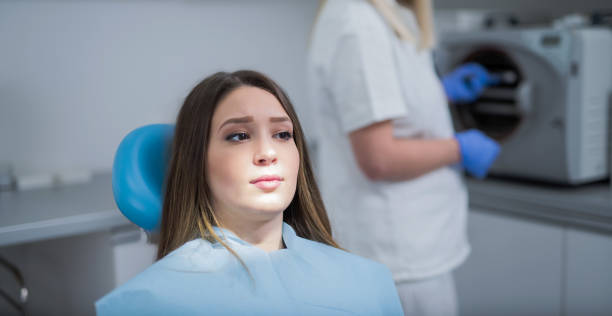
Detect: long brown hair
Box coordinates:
(157, 70, 339, 260)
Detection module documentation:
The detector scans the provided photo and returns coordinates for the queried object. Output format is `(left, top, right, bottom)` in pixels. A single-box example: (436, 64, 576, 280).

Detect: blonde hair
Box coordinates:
(315, 0, 435, 50)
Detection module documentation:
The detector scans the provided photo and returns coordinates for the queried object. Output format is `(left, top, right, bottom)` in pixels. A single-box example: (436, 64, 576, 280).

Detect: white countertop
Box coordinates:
(0, 173, 130, 247)
(467, 177, 612, 232)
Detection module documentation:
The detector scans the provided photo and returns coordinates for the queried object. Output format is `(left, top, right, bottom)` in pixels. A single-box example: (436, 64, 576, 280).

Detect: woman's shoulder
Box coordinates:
(295, 235, 392, 278)
(95, 239, 237, 313)
(290, 236, 402, 313)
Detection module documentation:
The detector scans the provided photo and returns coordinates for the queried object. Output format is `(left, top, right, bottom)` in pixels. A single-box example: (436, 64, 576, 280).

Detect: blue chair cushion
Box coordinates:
(112, 124, 174, 230)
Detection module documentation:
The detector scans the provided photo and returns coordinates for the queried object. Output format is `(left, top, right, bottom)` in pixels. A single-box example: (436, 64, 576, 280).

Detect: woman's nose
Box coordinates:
(253, 140, 278, 166)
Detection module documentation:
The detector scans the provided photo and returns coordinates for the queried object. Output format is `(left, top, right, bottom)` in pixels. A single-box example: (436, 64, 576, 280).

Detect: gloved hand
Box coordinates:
(442, 63, 500, 104)
(455, 129, 501, 179)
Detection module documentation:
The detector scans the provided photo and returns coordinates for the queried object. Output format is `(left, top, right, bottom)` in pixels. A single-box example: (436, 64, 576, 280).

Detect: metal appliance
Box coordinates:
(437, 25, 612, 184)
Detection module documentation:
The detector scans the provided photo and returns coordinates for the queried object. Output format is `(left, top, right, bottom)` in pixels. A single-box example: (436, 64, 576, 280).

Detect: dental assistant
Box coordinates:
(308, 0, 500, 315)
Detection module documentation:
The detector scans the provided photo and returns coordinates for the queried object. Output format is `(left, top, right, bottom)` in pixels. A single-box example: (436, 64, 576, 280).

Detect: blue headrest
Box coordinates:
(112, 124, 174, 231)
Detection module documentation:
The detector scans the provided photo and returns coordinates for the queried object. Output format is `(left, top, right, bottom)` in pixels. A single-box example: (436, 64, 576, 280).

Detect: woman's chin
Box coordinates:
(247, 196, 292, 215)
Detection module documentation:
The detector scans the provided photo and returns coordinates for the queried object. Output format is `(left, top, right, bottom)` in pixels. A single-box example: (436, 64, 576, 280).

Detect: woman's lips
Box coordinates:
(250, 175, 283, 191)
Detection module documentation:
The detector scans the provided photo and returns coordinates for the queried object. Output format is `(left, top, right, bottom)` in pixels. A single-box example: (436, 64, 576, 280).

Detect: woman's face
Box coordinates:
(207, 86, 300, 223)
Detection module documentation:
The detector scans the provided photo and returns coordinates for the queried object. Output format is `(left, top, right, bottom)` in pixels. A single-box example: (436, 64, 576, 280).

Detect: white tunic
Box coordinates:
(307, 0, 469, 281)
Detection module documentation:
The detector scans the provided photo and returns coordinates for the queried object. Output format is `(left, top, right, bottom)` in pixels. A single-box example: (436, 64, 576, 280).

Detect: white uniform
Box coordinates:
(308, 0, 469, 285)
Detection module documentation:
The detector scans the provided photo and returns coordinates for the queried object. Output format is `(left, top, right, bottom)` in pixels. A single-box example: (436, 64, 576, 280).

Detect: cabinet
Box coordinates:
(455, 209, 564, 316)
(565, 228, 612, 316)
(456, 208, 612, 316)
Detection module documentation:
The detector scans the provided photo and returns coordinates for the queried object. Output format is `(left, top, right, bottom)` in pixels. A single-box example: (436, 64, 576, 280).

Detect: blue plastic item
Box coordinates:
(442, 63, 500, 104)
(95, 223, 404, 315)
(112, 124, 174, 231)
(455, 129, 501, 179)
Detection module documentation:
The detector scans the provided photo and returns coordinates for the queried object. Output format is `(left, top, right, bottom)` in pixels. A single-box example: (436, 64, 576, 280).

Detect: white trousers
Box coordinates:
(395, 273, 458, 316)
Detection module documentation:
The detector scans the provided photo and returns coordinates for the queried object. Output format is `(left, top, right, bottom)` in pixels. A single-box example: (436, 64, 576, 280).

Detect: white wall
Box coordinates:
(0, 0, 319, 176)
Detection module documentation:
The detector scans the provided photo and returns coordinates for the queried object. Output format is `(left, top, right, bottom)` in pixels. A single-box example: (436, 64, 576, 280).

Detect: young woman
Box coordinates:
(308, 0, 500, 315)
(96, 70, 403, 315)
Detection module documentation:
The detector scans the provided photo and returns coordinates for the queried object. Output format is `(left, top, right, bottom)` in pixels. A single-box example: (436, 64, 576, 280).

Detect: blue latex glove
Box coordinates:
(455, 129, 501, 179)
(442, 63, 500, 104)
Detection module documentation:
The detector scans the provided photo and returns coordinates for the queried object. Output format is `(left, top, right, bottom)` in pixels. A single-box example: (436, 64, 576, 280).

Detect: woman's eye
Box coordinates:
(274, 131, 293, 141)
(226, 132, 249, 142)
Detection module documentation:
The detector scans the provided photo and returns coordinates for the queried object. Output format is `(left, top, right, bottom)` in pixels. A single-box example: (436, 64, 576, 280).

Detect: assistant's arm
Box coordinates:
(349, 120, 460, 181)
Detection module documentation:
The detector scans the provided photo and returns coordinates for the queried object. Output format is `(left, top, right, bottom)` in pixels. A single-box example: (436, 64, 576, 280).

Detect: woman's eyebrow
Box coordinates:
(270, 116, 290, 123)
(218, 116, 290, 131)
(218, 116, 253, 131)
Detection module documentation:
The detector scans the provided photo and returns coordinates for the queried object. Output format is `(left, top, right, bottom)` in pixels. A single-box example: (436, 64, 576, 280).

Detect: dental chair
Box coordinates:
(112, 124, 174, 231)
